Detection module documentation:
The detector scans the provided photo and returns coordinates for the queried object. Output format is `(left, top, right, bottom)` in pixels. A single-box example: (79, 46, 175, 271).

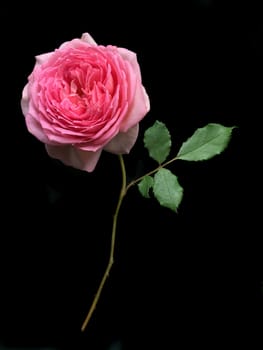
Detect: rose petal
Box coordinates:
(104, 124, 139, 154)
(117, 47, 150, 131)
(35, 52, 53, 65)
(117, 48, 139, 76)
(25, 114, 50, 144)
(45, 144, 102, 172)
(120, 81, 150, 132)
(81, 32, 97, 46)
(21, 85, 51, 144)
(21, 85, 29, 116)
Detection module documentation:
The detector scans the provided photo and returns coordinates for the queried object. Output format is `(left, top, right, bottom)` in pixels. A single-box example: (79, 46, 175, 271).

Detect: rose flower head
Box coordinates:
(21, 33, 150, 172)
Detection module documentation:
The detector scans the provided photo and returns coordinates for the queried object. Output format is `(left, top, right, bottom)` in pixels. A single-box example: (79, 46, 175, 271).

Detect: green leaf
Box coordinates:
(177, 123, 235, 161)
(153, 168, 183, 212)
(144, 121, 171, 164)
(138, 176, 154, 198)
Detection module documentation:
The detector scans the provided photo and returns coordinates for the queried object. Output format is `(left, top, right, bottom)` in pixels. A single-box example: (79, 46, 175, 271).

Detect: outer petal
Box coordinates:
(117, 47, 140, 76)
(117, 47, 150, 131)
(104, 124, 139, 154)
(25, 113, 50, 144)
(45, 144, 102, 172)
(35, 52, 53, 65)
(120, 82, 150, 132)
(81, 32, 97, 46)
(21, 84, 29, 116)
(21, 85, 50, 143)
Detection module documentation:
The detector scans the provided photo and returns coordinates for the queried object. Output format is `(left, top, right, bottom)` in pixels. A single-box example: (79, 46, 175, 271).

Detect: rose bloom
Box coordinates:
(21, 33, 150, 172)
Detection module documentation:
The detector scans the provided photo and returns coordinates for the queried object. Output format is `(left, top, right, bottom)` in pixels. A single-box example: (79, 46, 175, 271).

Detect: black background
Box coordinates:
(1, 1, 262, 349)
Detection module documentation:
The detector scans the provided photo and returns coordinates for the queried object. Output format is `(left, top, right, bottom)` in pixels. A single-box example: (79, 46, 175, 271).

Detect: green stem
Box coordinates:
(81, 153, 178, 331)
(81, 155, 127, 332)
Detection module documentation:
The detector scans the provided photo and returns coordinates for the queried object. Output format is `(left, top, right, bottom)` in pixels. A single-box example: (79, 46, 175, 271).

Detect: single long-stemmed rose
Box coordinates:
(21, 33, 235, 333)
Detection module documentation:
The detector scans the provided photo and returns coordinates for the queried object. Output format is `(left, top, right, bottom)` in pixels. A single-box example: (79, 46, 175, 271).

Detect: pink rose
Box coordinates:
(21, 33, 150, 172)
